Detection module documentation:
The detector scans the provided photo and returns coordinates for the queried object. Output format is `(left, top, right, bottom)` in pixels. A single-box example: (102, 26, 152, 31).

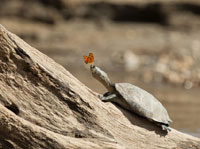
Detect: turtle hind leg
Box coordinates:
(98, 93, 118, 102)
(161, 125, 171, 132)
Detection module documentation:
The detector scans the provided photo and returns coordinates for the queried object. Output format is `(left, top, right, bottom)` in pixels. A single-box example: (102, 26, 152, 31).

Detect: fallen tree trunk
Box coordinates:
(0, 24, 199, 149)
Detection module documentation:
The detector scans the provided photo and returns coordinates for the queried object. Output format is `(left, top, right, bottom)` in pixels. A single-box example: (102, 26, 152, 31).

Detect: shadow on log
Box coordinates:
(0, 24, 199, 149)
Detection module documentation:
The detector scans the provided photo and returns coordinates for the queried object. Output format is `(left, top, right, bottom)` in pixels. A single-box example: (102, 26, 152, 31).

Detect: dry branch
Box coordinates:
(0, 25, 199, 149)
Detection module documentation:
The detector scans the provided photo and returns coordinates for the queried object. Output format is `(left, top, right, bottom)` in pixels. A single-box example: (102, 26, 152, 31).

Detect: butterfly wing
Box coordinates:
(83, 56, 88, 64)
(87, 53, 94, 64)
(83, 53, 94, 64)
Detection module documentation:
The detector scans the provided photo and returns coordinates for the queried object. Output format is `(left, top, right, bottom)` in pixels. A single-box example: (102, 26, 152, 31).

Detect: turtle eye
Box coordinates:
(90, 65, 95, 70)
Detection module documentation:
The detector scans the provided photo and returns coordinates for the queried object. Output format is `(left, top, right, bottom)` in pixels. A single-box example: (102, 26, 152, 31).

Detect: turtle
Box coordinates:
(90, 65, 172, 131)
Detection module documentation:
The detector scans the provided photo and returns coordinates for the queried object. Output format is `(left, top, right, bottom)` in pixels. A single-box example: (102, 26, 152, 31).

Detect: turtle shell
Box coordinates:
(115, 83, 172, 125)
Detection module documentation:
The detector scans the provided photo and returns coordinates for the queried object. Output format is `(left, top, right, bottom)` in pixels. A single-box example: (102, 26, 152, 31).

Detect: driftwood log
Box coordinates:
(0, 24, 199, 149)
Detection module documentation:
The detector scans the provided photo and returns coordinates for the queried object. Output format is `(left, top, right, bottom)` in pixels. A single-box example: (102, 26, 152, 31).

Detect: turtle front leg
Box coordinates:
(103, 92, 112, 97)
(98, 93, 118, 102)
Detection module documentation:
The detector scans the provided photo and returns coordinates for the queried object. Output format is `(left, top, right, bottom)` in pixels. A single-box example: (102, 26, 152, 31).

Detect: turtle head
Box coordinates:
(90, 65, 114, 92)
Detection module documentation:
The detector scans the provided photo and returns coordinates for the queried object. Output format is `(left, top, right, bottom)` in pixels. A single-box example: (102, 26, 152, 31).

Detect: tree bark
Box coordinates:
(0, 24, 199, 149)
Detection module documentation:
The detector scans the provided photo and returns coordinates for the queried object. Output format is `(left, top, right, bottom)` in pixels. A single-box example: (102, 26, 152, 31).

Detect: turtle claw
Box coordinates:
(98, 95, 104, 101)
(161, 125, 171, 132)
(98, 94, 109, 102)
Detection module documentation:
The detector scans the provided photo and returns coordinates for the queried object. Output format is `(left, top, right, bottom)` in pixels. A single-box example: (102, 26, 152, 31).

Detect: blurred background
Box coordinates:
(0, 0, 199, 137)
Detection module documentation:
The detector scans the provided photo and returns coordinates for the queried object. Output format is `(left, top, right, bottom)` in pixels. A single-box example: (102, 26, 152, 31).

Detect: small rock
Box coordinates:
(184, 80, 193, 89)
(124, 51, 140, 72)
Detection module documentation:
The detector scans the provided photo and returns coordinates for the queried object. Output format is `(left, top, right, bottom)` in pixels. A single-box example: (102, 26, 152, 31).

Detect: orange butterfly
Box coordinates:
(83, 53, 94, 64)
